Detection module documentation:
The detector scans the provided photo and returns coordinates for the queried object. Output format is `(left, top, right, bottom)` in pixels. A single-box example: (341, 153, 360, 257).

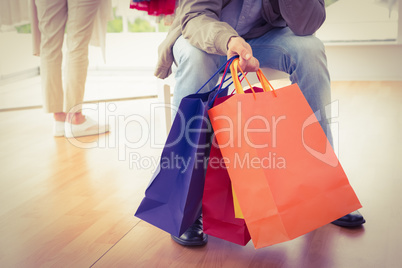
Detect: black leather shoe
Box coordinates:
(171, 216, 208, 246)
(331, 210, 366, 227)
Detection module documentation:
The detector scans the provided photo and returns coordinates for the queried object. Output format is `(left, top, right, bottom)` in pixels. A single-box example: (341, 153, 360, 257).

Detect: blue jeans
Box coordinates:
(172, 27, 333, 144)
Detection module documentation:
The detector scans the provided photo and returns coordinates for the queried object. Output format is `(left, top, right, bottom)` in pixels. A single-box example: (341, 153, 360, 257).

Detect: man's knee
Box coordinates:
(294, 35, 326, 60)
(173, 37, 219, 68)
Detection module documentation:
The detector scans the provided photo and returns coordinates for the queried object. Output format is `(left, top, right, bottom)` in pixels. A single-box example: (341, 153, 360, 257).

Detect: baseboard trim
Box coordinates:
(0, 67, 40, 86)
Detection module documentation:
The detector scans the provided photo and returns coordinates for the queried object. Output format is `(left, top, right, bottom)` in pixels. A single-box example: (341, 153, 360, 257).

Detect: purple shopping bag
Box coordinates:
(134, 58, 233, 237)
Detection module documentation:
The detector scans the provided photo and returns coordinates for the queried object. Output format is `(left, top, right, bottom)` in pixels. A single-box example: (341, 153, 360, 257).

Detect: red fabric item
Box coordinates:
(130, 0, 176, 16)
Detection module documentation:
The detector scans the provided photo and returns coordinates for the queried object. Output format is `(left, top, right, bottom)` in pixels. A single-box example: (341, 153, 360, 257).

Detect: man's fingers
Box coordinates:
(242, 52, 252, 61)
(227, 36, 259, 72)
(239, 56, 259, 72)
(236, 43, 259, 71)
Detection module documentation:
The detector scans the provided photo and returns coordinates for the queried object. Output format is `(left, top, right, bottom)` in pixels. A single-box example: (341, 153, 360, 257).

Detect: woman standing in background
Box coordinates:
(31, 0, 110, 138)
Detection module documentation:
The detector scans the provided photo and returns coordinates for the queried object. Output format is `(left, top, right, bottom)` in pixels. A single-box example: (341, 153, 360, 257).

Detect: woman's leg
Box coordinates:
(63, 0, 109, 137)
(64, 0, 100, 118)
(35, 0, 67, 115)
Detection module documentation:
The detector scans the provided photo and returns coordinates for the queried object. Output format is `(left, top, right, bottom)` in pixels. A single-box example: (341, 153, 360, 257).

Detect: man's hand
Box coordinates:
(227, 36, 259, 72)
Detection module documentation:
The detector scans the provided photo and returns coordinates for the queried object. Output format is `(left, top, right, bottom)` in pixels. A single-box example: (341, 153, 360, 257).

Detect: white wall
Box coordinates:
(325, 43, 402, 81)
(0, 31, 39, 80)
(317, 0, 402, 81)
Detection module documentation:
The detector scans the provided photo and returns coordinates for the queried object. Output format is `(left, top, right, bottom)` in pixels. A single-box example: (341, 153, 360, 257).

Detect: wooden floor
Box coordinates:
(0, 81, 401, 267)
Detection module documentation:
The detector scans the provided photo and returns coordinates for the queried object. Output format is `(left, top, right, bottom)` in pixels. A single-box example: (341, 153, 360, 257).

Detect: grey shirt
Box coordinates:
(221, 0, 265, 36)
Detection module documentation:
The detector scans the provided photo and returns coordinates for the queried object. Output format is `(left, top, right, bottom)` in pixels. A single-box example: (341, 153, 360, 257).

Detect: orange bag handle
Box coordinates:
(230, 58, 277, 97)
(230, 58, 255, 95)
(256, 69, 277, 97)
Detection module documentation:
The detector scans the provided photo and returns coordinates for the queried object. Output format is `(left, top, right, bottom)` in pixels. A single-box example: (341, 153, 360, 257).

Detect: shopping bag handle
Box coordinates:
(195, 55, 239, 94)
(230, 58, 255, 95)
(230, 58, 277, 97)
(208, 56, 238, 105)
(256, 69, 276, 96)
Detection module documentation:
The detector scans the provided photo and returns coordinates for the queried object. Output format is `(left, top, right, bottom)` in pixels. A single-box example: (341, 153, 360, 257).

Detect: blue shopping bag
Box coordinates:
(134, 57, 235, 237)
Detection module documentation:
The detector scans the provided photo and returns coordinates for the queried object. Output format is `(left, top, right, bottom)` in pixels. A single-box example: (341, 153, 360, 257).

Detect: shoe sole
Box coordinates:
(331, 218, 366, 227)
(171, 235, 208, 247)
(65, 129, 109, 138)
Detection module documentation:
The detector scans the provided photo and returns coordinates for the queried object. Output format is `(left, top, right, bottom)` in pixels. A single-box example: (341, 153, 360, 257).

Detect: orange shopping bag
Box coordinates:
(208, 59, 362, 249)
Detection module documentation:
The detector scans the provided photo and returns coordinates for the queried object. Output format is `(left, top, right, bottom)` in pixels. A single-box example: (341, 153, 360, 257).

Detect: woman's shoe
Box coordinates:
(53, 121, 65, 137)
(65, 117, 109, 138)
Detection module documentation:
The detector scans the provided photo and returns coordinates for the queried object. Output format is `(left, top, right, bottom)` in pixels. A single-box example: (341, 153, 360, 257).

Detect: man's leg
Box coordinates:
(169, 36, 222, 246)
(249, 27, 333, 144)
(172, 36, 221, 109)
(248, 27, 364, 227)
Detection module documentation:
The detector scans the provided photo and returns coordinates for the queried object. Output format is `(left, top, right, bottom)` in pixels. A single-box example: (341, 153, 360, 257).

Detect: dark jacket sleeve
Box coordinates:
(279, 0, 326, 35)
